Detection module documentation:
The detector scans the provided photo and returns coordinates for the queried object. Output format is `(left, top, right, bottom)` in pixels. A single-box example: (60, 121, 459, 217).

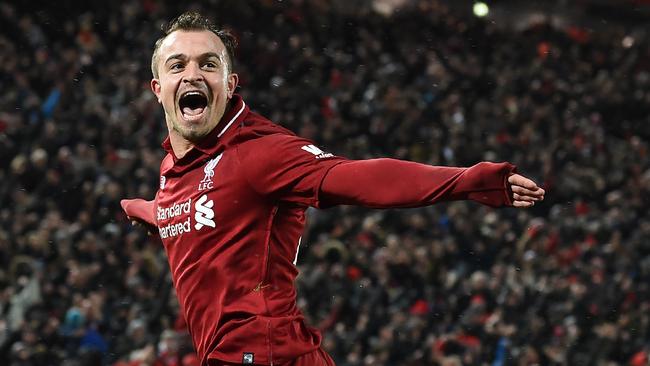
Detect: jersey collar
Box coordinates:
(160, 94, 249, 175)
(162, 94, 249, 158)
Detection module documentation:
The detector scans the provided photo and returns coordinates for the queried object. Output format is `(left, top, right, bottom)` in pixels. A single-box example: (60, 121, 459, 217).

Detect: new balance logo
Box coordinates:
(194, 194, 215, 230)
(301, 144, 334, 159)
(242, 353, 254, 364)
(198, 154, 222, 191)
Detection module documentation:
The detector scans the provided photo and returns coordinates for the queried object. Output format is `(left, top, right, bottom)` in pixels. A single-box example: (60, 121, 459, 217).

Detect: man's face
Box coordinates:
(151, 30, 238, 143)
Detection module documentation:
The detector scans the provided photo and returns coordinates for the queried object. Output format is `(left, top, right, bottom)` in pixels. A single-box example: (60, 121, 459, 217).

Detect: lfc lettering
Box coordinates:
(198, 180, 214, 191)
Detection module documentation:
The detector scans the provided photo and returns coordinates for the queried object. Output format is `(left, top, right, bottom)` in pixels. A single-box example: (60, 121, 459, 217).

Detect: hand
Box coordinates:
(129, 218, 157, 236)
(508, 174, 545, 208)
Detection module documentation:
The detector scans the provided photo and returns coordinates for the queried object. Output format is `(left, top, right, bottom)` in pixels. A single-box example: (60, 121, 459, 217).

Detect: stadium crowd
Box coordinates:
(1, 0, 650, 365)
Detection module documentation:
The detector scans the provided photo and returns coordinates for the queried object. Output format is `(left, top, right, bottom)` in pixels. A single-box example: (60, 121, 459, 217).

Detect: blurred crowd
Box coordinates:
(1, 0, 650, 365)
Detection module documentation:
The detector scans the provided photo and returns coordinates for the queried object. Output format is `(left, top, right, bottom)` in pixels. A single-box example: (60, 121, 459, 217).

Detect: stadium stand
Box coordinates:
(1, 0, 649, 365)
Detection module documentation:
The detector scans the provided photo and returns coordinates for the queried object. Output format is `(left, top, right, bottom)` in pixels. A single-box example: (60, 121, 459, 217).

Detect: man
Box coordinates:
(121, 12, 544, 366)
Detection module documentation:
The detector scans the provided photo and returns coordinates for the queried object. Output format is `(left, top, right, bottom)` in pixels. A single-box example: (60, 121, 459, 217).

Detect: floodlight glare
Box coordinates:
(473, 2, 489, 17)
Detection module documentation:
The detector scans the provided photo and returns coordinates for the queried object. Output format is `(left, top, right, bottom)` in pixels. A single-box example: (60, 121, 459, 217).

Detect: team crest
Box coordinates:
(198, 154, 222, 191)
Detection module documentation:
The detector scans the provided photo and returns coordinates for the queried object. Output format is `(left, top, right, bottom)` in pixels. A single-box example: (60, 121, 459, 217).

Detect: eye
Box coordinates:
(203, 61, 217, 69)
(170, 62, 184, 71)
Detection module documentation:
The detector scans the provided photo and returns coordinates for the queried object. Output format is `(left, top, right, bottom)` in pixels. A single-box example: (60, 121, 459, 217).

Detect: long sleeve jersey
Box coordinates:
(122, 95, 515, 366)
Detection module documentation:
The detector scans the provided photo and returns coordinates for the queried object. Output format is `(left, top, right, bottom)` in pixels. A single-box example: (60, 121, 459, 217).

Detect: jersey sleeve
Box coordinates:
(236, 133, 347, 207)
(120, 198, 157, 228)
(320, 159, 516, 208)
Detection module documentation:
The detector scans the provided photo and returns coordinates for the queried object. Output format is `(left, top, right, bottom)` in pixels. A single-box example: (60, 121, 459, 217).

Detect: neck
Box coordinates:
(169, 133, 194, 159)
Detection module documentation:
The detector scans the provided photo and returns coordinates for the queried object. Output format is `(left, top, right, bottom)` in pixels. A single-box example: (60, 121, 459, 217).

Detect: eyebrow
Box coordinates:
(165, 53, 186, 64)
(201, 52, 222, 60)
(165, 52, 223, 65)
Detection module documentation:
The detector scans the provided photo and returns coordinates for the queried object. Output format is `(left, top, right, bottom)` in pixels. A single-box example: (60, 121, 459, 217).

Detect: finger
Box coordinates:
(511, 185, 545, 197)
(514, 192, 544, 201)
(513, 193, 538, 202)
(511, 185, 544, 196)
(508, 174, 538, 190)
(513, 200, 535, 208)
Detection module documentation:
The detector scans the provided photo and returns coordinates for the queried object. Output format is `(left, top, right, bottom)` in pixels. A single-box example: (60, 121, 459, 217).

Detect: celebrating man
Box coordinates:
(121, 12, 544, 366)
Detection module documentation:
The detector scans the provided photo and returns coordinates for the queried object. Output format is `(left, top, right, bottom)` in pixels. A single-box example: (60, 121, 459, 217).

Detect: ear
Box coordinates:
(151, 78, 162, 104)
(227, 73, 239, 99)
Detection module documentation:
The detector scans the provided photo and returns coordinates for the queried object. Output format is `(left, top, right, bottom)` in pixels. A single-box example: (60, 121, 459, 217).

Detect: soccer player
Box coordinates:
(121, 12, 545, 366)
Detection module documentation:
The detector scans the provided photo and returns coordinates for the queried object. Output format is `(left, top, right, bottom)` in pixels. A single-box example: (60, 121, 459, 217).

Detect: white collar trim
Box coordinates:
(217, 100, 246, 138)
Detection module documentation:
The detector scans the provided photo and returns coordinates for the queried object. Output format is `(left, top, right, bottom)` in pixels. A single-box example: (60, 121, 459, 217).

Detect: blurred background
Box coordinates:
(1, 0, 650, 365)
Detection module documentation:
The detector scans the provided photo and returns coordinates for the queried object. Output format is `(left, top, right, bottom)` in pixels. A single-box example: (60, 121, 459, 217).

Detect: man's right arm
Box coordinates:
(120, 198, 157, 231)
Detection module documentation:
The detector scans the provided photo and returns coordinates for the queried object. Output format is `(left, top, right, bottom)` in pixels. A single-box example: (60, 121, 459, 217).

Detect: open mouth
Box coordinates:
(178, 91, 208, 120)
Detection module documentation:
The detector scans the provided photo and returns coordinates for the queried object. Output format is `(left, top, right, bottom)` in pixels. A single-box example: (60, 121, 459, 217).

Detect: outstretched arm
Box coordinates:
(120, 198, 157, 231)
(320, 159, 544, 208)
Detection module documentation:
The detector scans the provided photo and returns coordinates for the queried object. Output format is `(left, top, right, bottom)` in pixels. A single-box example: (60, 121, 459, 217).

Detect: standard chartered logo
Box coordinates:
(158, 216, 191, 239)
(194, 194, 215, 230)
(157, 194, 215, 238)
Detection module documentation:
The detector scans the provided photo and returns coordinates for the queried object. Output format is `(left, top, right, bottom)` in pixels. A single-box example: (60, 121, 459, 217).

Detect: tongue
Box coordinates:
(183, 106, 205, 116)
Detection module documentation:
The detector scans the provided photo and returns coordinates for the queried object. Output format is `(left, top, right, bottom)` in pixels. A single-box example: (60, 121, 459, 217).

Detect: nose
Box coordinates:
(182, 62, 203, 83)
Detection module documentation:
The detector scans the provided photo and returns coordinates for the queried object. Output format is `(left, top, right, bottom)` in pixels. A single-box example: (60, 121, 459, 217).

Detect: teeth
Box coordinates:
(182, 91, 205, 98)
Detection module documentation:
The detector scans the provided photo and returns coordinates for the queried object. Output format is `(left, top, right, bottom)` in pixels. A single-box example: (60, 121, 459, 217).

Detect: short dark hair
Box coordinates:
(151, 11, 237, 78)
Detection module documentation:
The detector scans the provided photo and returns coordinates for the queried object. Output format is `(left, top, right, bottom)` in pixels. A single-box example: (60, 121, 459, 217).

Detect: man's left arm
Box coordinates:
(319, 159, 544, 208)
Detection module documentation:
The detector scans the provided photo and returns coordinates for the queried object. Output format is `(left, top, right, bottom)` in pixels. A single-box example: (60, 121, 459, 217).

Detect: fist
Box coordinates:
(508, 174, 545, 208)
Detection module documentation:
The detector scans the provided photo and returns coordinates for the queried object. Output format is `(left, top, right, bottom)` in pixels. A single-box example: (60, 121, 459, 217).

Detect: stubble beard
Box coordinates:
(166, 112, 211, 143)
(164, 97, 228, 143)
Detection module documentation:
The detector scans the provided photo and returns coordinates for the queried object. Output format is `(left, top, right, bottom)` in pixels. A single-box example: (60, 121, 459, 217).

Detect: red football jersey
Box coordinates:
(155, 95, 346, 365)
(152, 95, 516, 366)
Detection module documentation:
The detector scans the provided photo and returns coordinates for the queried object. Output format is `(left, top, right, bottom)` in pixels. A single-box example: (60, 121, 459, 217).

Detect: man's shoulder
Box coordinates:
(232, 111, 300, 147)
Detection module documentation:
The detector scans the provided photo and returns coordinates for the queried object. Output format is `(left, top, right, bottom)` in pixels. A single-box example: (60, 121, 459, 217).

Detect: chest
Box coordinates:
(155, 151, 269, 242)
